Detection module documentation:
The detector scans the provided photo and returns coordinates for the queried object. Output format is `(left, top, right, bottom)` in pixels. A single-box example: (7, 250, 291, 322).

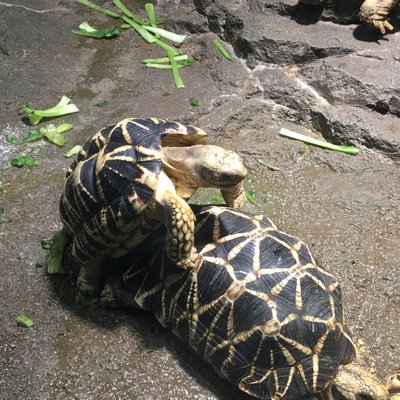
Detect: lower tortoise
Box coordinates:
(59, 118, 247, 300)
(298, 0, 399, 34)
(96, 206, 399, 400)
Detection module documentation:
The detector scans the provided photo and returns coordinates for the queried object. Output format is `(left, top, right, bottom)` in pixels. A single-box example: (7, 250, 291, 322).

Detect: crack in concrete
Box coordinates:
(0, 2, 69, 13)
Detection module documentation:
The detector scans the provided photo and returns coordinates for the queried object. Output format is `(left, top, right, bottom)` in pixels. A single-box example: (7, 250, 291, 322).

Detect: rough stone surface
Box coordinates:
(0, 0, 399, 399)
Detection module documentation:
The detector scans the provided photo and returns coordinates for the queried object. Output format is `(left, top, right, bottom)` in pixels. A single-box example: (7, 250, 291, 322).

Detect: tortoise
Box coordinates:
(298, 0, 399, 34)
(97, 205, 399, 399)
(59, 118, 247, 300)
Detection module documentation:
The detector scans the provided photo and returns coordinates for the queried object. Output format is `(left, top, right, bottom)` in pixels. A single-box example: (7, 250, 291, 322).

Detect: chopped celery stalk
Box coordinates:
(78, 21, 96, 32)
(279, 128, 359, 155)
(73, 22, 119, 38)
(142, 26, 187, 44)
(122, 16, 181, 55)
(113, 0, 145, 24)
(64, 145, 82, 158)
(167, 50, 184, 89)
(142, 55, 191, 64)
(213, 39, 233, 60)
(23, 96, 79, 125)
(121, 15, 156, 43)
(257, 159, 280, 171)
(145, 3, 157, 29)
(76, 0, 120, 18)
(47, 229, 69, 274)
(144, 62, 191, 69)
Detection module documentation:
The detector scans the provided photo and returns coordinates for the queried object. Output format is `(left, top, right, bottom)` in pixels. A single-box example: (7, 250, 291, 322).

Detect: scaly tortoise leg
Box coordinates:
(387, 369, 400, 400)
(221, 182, 246, 209)
(359, 0, 397, 34)
(162, 190, 202, 269)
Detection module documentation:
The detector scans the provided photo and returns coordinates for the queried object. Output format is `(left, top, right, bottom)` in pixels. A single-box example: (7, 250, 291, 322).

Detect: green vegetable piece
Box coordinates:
(257, 159, 280, 171)
(190, 99, 200, 107)
(122, 16, 180, 55)
(73, 22, 120, 39)
(113, 0, 145, 24)
(76, 0, 121, 18)
(145, 3, 157, 27)
(11, 155, 38, 168)
(47, 229, 69, 274)
(41, 239, 55, 251)
(244, 189, 259, 206)
(5, 134, 19, 144)
(142, 26, 187, 44)
(64, 145, 82, 158)
(0, 207, 4, 222)
(167, 49, 185, 89)
(23, 96, 79, 125)
(142, 55, 191, 64)
(144, 60, 193, 70)
(279, 128, 359, 155)
(213, 39, 233, 61)
(36, 261, 44, 268)
(0, 181, 4, 191)
(206, 189, 224, 205)
(95, 100, 108, 107)
(16, 314, 34, 328)
(23, 130, 44, 143)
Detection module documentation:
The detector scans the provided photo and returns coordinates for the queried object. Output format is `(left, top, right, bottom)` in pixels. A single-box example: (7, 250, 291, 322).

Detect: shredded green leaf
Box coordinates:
(5, 134, 19, 144)
(11, 155, 38, 168)
(47, 229, 69, 274)
(206, 189, 225, 205)
(73, 21, 119, 38)
(23, 96, 79, 125)
(76, 0, 120, 18)
(95, 100, 108, 107)
(64, 145, 82, 158)
(213, 39, 233, 61)
(0, 181, 4, 191)
(23, 123, 73, 147)
(144, 60, 193, 69)
(16, 314, 34, 328)
(190, 99, 200, 107)
(244, 189, 259, 206)
(36, 261, 44, 268)
(279, 128, 359, 155)
(41, 239, 55, 251)
(257, 159, 280, 171)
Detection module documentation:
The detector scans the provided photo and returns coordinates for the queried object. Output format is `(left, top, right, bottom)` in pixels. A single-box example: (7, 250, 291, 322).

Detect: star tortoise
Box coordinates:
(59, 118, 247, 300)
(99, 205, 399, 399)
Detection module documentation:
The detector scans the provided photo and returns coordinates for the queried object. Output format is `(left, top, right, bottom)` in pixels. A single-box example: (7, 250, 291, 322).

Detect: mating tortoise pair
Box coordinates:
(60, 118, 399, 399)
(299, 0, 399, 34)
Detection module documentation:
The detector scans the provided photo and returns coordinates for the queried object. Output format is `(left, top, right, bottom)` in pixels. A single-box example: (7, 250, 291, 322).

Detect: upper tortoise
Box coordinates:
(99, 205, 399, 400)
(59, 118, 247, 299)
(298, 0, 399, 34)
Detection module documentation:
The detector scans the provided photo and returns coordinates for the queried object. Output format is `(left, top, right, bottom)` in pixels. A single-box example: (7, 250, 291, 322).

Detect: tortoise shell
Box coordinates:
(119, 206, 356, 399)
(59, 118, 207, 264)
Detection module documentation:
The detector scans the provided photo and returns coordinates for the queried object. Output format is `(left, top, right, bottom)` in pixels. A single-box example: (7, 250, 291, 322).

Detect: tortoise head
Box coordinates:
(162, 145, 247, 188)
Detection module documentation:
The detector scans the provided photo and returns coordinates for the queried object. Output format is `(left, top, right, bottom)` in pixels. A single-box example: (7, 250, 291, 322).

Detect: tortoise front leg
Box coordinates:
(359, 0, 397, 34)
(75, 257, 105, 303)
(221, 183, 246, 209)
(162, 190, 202, 269)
